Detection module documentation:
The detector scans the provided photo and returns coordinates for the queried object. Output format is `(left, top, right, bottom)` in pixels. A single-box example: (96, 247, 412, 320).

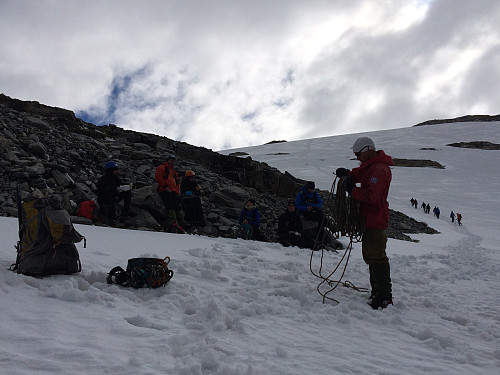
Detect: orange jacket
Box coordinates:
(155, 162, 180, 194)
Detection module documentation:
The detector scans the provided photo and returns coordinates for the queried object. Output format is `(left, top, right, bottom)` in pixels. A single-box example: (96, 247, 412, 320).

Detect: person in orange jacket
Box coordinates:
(155, 154, 188, 232)
(336, 137, 394, 310)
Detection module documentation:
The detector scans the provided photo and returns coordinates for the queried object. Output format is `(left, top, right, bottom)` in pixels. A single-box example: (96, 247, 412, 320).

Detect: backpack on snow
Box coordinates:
(107, 257, 174, 288)
(11, 194, 85, 277)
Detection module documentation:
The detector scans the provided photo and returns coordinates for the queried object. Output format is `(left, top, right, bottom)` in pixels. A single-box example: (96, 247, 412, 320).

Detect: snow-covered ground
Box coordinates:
(1, 122, 499, 374)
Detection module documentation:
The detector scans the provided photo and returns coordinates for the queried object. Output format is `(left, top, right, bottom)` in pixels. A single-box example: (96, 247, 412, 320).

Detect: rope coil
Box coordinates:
(309, 175, 368, 304)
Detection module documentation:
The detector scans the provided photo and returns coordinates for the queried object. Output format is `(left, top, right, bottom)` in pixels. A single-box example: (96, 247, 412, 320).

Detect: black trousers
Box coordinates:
(99, 190, 131, 220)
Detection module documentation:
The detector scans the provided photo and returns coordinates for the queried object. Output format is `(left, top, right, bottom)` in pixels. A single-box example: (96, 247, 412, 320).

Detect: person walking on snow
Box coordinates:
(450, 210, 455, 223)
(433, 206, 440, 219)
(456, 212, 462, 226)
(336, 137, 394, 310)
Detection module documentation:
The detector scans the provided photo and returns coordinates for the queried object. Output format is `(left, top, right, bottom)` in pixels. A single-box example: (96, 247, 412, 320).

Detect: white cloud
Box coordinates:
(0, 0, 499, 150)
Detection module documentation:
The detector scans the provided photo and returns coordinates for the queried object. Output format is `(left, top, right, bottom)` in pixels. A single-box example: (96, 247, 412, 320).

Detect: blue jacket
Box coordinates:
(239, 206, 261, 226)
(295, 186, 323, 212)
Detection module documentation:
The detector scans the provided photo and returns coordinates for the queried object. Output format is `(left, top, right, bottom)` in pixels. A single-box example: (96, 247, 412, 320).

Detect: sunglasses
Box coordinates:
(354, 145, 369, 157)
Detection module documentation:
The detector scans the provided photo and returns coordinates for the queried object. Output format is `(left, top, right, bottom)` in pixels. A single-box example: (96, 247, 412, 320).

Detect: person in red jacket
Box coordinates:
(336, 137, 394, 310)
(155, 154, 188, 232)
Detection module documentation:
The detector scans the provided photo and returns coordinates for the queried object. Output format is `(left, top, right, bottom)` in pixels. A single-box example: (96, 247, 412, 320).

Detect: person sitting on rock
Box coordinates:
(295, 181, 325, 246)
(155, 154, 189, 232)
(180, 170, 205, 226)
(96, 161, 134, 225)
(278, 199, 309, 248)
(239, 198, 266, 242)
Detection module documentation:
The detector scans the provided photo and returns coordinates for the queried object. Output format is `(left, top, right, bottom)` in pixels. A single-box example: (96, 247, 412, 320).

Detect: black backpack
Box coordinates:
(107, 257, 174, 288)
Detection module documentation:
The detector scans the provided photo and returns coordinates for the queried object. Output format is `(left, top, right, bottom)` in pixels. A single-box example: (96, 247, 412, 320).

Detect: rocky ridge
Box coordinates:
(0, 93, 436, 244)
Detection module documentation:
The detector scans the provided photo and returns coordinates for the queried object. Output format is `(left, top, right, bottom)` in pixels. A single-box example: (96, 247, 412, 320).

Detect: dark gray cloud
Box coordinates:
(0, 0, 498, 149)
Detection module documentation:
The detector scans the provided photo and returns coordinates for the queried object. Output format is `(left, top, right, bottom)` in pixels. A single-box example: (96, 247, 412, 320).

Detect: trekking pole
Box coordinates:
(16, 183, 22, 237)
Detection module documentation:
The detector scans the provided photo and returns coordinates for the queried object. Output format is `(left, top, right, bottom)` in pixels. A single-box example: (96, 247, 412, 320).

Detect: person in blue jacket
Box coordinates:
(239, 198, 266, 242)
(295, 181, 325, 246)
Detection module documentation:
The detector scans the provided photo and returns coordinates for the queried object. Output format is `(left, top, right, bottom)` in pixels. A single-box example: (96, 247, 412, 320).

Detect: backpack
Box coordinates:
(107, 257, 174, 288)
(77, 200, 96, 220)
(11, 195, 85, 277)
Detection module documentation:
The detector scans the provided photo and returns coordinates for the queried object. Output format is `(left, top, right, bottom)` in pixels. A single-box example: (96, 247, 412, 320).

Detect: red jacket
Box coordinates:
(349, 150, 393, 230)
(155, 163, 180, 194)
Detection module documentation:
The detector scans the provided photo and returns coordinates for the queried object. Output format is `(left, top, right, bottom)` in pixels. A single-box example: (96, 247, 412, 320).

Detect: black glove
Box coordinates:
(346, 177, 355, 194)
(336, 168, 349, 178)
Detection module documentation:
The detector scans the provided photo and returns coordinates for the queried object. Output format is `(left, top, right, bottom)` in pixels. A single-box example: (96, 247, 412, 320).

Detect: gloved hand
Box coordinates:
(336, 168, 349, 178)
(346, 177, 355, 194)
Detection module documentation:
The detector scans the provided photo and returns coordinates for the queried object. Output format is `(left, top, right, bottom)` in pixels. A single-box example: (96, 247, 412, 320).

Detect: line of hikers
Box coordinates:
(410, 198, 463, 225)
(81, 155, 328, 249)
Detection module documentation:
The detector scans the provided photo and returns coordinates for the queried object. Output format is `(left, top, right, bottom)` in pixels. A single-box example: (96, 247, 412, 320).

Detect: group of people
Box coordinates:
(450, 211, 463, 225)
(411, 198, 440, 218)
(94, 136, 395, 310)
(236, 180, 325, 249)
(410, 198, 463, 225)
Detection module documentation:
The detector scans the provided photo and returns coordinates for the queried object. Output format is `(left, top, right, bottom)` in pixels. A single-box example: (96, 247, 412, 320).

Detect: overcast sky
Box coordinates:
(1, 0, 499, 150)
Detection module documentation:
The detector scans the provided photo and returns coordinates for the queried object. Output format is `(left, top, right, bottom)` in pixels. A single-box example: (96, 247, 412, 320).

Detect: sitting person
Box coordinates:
(278, 199, 309, 248)
(96, 161, 134, 224)
(180, 170, 205, 226)
(239, 198, 266, 242)
(295, 181, 325, 247)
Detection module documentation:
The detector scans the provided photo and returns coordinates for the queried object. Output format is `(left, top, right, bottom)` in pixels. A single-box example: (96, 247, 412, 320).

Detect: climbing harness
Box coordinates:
(107, 257, 174, 288)
(309, 175, 368, 304)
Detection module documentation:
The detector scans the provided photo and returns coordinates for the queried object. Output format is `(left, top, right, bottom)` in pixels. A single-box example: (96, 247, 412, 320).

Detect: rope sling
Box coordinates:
(309, 175, 368, 304)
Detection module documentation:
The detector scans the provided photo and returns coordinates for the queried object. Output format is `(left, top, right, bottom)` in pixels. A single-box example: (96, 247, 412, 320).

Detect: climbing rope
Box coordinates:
(309, 175, 368, 304)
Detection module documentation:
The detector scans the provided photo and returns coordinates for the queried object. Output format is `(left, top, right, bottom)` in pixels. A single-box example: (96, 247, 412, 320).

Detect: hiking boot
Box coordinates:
(368, 297, 393, 310)
(367, 290, 377, 301)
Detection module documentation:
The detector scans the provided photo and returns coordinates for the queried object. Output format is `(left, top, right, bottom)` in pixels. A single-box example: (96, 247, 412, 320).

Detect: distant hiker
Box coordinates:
(335, 136, 393, 310)
(450, 210, 455, 223)
(239, 198, 266, 241)
(421, 201, 426, 211)
(278, 199, 309, 248)
(426, 203, 431, 214)
(180, 170, 205, 226)
(295, 181, 325, 246)
(410, 198, 415, 207)
(97, 161, 134, 224)
(433, 206, 440, 219)
(155, 154, 189, 232)
(414, 198, 418, 208)
(457, 212, 462, 226)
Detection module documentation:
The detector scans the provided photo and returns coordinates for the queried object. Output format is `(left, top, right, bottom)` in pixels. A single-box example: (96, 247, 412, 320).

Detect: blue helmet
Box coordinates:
(105, 161, 118, 169)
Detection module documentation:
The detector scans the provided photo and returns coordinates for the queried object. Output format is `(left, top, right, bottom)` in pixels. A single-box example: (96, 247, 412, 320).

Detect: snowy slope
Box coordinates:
(1, 122, 499, 374)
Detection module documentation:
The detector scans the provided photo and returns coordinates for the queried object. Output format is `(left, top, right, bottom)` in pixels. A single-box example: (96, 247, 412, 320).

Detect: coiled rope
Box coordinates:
(309, 175, 368, 304)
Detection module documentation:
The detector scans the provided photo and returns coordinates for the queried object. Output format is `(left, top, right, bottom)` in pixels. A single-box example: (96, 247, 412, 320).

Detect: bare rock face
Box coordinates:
(0, 93, 436, 243)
